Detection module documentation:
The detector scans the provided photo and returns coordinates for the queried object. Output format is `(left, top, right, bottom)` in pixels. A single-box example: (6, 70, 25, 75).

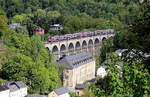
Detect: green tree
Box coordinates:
(47, 10, 61, 24)
(12, 14, 33, 25)
(113, 0, 150, 71)
(90, 83, 106, 97)
(1, 33, 60, 94)
(123, 61, 150, 97)
(1, 53, 51, 94)
(69, 92, 78, 97)
(0, 8, 9, 40)
(104, 53, 124, 96)
(91, 53, 150, 97)
(81, 88, 95, 97)
(63, 16, 83, 33)
(34, 9, 46, 26)
(100, 37, 115, 64)
(48, 65, 60, 91)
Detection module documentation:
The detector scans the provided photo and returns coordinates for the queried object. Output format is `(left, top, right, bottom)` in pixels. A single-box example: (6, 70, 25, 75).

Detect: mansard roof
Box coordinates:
(2, 81, 27, 92)
(54, 87, 73, 95)
(58, 52, 95, 69)
(75, 84, 88, 89)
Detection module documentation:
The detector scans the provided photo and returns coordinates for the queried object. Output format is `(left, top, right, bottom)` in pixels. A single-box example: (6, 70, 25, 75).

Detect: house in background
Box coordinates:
(49, 24, 63, 31)
(1, 81, 28, 97)
(0, 85, 10, 97)
(34, 27, 45, 35)
(58, 52, 96, 89)
(48, 87, 74, 97)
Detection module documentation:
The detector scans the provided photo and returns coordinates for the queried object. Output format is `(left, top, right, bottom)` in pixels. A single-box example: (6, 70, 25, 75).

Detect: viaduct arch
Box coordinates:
(45, 34, 114, 60)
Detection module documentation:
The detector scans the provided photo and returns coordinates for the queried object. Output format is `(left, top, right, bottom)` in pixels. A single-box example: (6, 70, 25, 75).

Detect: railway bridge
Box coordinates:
(45, 33, 115, 60)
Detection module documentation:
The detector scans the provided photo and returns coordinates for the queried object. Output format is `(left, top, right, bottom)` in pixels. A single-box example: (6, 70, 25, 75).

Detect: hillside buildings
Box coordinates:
(0, 81, 27, 97)
(0, 52, 96, 97)
(34, 27, 45, 35)
(58, 52, 96, 89)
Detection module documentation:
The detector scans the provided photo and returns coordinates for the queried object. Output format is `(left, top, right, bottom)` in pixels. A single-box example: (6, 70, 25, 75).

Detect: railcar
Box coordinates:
(47, 29, 115, 42)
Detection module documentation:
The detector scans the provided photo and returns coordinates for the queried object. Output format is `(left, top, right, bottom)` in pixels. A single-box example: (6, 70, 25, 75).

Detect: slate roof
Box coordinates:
(15, 81, 27, 88)
(0, 85, 9, 92)
(58, 52, 95, 69)
(2, 81, 27, 92)
(75, 84, 88, 89)
(54, 87, 73, 95)
(26, 94, 44, 97)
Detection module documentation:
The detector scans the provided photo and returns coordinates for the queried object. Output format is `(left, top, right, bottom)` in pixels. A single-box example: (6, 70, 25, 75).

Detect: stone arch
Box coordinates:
(75, 41, 81, 53)
(82, 40, 88, 53)
(82, 40, 87, 47)
(60, 44, 66, 52)
(68, 43, 74, 54)
(60, 44, 67, 58)
(75, 41, 81, 48)
(88, 39, 94, 56)
(52, 45, 59, 53)
(102, 37, 106, 41)
(68, 43, 74, 50)
(88, 39, 93, 46)
(94, 38, 100, 44)
(94, 38, 100, 55)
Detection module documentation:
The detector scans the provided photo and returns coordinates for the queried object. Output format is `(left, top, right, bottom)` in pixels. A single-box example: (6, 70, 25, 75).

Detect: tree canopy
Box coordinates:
(0, 17, 60, 94)
(0, 0, 140, 36)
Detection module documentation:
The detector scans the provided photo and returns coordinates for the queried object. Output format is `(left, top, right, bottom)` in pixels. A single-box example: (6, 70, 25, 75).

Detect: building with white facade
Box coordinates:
(49, 24, 63, 30)
(1, 81, 27, 97)
(0, 85, 10, 97)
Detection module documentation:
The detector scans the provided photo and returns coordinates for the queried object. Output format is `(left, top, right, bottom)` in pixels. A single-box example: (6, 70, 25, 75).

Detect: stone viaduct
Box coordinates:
(45, 33, 115, 60)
